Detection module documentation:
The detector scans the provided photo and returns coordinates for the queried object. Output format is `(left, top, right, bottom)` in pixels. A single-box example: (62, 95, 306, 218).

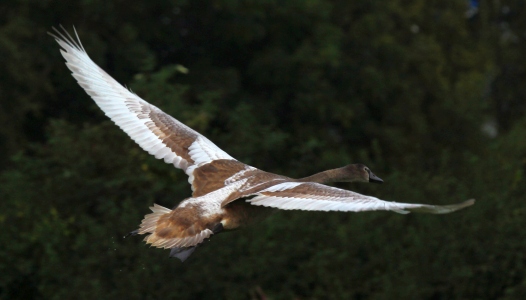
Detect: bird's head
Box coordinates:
(342, 163, 384, 183)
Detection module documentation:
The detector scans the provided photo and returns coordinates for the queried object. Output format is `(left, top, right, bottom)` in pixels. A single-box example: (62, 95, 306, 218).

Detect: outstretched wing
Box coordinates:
(49, 27, 235, 189)
(247, 182, 475, 214)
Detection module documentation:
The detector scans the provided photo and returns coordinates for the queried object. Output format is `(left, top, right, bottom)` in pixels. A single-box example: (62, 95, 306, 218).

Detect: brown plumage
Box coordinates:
(51, 27, 475, 262)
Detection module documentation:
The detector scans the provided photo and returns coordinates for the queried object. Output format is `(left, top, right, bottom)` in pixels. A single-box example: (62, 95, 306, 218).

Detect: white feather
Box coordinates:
(260, 182, 303, 192)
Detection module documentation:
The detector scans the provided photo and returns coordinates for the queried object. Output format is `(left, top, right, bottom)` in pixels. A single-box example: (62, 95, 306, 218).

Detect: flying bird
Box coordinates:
(50, 27, 475, 261)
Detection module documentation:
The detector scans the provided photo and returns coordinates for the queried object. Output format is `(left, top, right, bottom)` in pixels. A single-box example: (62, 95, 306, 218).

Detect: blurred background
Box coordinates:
(1, 0, 525, 299)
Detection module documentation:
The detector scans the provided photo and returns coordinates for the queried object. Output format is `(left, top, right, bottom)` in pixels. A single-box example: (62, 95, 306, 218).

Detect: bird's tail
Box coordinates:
(137, 204, 172, 235)
(130, 204, 217, 262)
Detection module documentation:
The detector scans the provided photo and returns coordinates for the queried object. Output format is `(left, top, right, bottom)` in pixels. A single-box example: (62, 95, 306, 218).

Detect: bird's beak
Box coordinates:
(368, 171, 384, 184)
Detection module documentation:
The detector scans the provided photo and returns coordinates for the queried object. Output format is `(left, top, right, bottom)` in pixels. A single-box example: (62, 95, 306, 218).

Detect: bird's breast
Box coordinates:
(220, 199, 276, 230)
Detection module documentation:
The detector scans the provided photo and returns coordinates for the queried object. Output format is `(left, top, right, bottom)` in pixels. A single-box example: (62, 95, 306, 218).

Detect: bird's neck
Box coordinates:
(295, 167, 349, 184)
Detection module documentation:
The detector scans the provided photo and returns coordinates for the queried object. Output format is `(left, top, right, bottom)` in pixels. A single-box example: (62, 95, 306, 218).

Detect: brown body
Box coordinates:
(138, 161, 381, 253)
(222, 200, 276, 229)
(157, 198, 274, 236)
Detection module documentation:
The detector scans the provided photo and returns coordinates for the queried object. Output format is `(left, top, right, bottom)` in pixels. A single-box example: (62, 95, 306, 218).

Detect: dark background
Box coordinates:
(1, 0, 525, 299)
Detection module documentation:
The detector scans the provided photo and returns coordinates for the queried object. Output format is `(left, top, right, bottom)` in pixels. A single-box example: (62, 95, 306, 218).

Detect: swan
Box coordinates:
(49, 27, 475, 261)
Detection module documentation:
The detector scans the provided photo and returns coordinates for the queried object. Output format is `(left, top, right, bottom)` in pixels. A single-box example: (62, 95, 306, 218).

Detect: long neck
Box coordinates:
(295, 167, 349, 184)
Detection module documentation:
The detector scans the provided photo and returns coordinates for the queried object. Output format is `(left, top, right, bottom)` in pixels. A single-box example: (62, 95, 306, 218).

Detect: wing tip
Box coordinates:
(449, 198, 476, 211)
(48, 24, 86, 53)
(423, 198, 476, 214)
(465, 198, 476, 206)
(458, 198, 476, 210)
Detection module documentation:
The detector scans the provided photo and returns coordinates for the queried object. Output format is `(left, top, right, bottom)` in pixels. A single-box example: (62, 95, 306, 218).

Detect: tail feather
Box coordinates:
(135, 203, 216, 250)
(138, 204, 172, 234)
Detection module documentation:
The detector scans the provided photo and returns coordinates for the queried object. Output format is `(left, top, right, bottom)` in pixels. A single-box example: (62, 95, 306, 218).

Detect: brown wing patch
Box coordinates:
(148, 107, 197, 163)
(220, 175, 291, 207)
(191, 159, 293, 205)
(260, 183, 355, 200)
(126, 101, 198, 165)
(220, 180, 284, 207)
(191, 160, 250, 197)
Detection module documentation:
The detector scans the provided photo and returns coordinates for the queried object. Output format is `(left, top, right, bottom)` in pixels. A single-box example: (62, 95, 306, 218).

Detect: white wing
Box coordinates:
(49, 27, 235, 186)
(248, 182, 475, 214)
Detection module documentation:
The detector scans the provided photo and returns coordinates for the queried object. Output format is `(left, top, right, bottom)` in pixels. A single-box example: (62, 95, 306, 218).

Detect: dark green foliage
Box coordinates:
(1, 0, 526, 299)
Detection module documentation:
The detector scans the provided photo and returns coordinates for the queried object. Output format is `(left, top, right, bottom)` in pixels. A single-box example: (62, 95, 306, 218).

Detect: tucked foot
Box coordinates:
(168, 223, 223, 262)
(170, 246, 198, 262)
(211, 223, 224, 234)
